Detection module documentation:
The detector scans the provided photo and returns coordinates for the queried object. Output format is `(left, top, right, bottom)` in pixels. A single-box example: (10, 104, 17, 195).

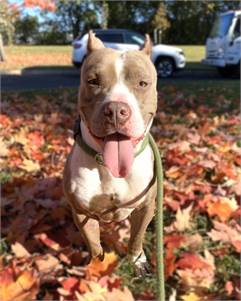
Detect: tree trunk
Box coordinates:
(0, 34, 6, 61)
(101, 0, 108, 29)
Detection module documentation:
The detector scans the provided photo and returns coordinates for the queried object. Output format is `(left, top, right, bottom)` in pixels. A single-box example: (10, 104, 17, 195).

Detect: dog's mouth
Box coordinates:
(91, 131, 142, 178)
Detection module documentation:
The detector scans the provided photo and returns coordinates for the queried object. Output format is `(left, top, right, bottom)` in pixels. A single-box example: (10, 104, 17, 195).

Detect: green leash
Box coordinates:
(148, 134, 165, 301)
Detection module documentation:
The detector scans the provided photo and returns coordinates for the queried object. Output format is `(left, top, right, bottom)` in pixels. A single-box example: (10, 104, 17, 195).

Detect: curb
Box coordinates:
(1, 69, 22, 75)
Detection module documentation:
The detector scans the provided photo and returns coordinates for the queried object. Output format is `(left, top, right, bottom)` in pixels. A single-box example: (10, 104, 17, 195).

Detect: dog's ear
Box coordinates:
(87, 30, 105, 53)
(141, 34, 152, 56)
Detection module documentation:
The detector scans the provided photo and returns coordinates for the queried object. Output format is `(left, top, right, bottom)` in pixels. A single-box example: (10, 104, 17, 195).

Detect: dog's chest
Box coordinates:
(68, 144, 154, 221)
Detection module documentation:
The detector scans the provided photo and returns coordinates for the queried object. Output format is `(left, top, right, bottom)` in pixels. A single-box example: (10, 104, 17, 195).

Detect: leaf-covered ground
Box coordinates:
(0, 82, 240, 301)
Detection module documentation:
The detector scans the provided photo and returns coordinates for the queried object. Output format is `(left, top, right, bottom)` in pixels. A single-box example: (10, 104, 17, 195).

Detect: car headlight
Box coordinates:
(177, 50, 184, 56)
(217, 48, 224, 57)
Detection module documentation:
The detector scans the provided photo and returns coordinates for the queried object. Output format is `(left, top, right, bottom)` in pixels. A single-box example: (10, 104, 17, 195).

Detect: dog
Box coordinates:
(63, 31, 157, 274)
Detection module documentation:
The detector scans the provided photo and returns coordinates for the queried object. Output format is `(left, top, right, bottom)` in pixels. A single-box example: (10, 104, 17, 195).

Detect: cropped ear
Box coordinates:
(87, 30, 105, 53)
(141, 34, 152, 56)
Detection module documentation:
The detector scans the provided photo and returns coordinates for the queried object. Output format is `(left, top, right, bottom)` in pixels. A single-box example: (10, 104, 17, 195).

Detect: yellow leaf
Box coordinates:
(0, 269, 38, 301)
(181, 292, 201, 301)
(75, 282, 107, 301)
(14, 128, 28, 145)
(174, 204, 193, 232)
(0, 138, 8, 157)
(11, 242, 30, 258)
(21, 159, 40, 172)
(166, 166, 182, 179)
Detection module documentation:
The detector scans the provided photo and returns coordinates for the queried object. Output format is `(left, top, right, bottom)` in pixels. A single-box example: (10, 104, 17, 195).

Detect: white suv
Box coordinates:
(72, 29, 186, 78)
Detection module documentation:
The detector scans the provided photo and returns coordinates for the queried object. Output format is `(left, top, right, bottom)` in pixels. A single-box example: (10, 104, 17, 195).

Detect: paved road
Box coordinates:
(1, 68, 234, 92)
(1, 72, 80, 92)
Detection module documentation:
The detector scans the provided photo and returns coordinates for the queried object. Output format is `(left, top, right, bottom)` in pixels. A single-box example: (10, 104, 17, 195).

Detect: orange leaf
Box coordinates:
(207, 200, 235, 222)
(62, 277, 79, 292)
(86, 252, 117, 278)
(0, 269, 38, 301)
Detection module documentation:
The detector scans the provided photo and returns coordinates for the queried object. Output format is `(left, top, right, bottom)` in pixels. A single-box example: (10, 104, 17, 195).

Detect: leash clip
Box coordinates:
(95, 153, 104, 165)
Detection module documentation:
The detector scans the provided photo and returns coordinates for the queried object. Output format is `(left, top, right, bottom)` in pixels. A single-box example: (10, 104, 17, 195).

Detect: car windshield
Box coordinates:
(209, 13, 234, 38)
(125, 32, 145, 46)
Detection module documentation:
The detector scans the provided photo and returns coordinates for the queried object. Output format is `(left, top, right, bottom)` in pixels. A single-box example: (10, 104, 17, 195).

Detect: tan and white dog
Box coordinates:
(63, 31, 157, 274)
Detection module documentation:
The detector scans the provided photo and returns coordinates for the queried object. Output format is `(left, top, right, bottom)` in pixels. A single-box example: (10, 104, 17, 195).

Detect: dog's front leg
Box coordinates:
(72, 211, 104, 261)
(128, 196, 155, 275)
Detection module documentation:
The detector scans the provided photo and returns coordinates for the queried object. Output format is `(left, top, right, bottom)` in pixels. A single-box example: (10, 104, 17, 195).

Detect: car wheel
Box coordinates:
(73, 61, 81, 69)
(217, 64, 240, 78)
(155, 57, 175, 78)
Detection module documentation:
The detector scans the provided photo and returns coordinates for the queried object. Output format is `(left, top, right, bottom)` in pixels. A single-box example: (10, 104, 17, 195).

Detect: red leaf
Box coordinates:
(176, 253, 210, 270)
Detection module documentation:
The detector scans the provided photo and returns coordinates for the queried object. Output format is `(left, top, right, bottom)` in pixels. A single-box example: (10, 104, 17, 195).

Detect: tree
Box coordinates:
(14, 15, 39, 44)
(56, 0, 99, 39)
(100, 0, 109, 29)
(0, 0, 19, 45)
(165, 0, 241, 44)
(36, 19, 69, 44)
(106, 1, 161, 36)
(151, 2, 170, 41)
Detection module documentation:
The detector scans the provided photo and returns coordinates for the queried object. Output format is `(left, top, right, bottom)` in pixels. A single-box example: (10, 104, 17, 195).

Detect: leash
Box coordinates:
(148, 134, 165, 301)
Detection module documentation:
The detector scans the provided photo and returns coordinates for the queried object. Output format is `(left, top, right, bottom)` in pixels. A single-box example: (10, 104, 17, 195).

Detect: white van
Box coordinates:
(202, 10, 241, 77)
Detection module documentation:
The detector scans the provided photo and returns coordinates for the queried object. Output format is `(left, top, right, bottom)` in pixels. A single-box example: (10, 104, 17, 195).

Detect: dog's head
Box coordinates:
(78, 31, 157, 177)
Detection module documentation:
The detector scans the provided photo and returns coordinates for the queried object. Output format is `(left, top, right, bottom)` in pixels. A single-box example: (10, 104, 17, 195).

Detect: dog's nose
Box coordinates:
(103, 102, 131, 125)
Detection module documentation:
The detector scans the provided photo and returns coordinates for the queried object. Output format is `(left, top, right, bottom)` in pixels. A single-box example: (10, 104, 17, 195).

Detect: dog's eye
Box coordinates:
(139, 81, 148, 87)
(87, 78, 100, 86)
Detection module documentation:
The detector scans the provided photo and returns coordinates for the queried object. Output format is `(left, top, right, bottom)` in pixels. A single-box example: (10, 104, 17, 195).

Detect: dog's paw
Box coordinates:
(97, 250, 105, 261)
(83, 248, 105, 265)
(131, 252, 151, 277)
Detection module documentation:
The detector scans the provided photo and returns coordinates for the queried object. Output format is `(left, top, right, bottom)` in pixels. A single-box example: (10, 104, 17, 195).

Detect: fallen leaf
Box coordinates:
(0, 269, 39, 301)
(225, 280, 234, 296)
(21, 159, 40, 173)
(35, 254, 60, 273)
(166, 204, 193, 233)
(0, 138, 9, 157)
(177, 251, 215, 289)
(181, 292, 201, 301)
(34, 233, 61, 251)
(11, 242, 30, 258)
(207, 197, 238, 222)
(208, 221, 241, 252)
(103, 286, 134, 301)
(86, 252, 118, 278)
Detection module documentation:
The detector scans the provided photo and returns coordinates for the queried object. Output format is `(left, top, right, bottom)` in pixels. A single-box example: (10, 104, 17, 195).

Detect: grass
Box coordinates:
(158, 79, 240, 98)
(175, 45, 205, 62)
(2, 45, 72, 71)
(173, 45, 212, 70)
(2, 44, 209, 71)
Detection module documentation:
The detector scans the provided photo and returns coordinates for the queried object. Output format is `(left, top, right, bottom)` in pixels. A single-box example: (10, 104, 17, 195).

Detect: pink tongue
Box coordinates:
(103, 133, 134, 178)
